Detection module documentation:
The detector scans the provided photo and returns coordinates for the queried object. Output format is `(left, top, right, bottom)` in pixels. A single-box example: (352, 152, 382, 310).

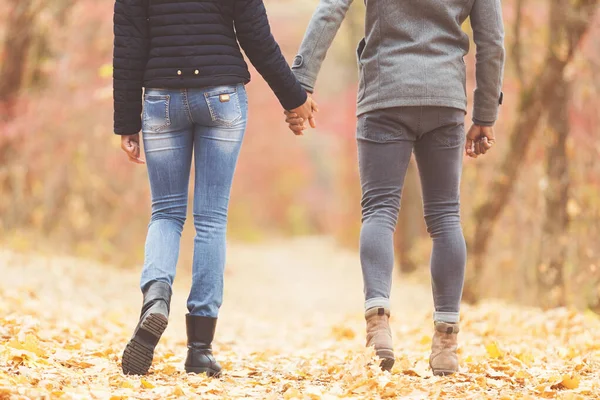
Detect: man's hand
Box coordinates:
(465, 124, 495, 158)
(285, 94, 319, 136)
(121, 133, 145, 164)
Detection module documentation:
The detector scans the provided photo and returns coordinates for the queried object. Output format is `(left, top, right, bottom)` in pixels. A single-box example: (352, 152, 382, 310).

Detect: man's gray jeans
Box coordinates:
(358, 106, 467, 324)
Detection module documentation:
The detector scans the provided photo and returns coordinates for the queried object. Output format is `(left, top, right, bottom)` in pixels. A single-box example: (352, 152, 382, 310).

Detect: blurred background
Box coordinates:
(0, 0, 598, 311)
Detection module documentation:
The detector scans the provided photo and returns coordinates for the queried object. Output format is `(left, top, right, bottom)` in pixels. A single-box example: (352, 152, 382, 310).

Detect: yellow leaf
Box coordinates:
(560, 374, 580, 389)
(160, 364, 177, 375)
(121, 380, 134, 389)
(485, 341, 503, 359)
(110, 396, 126, 400)
(173, 385, 185, 396)
(419, 335, 431, 345)
(99, 64, 113, 79)
(140, 378, 155, 389)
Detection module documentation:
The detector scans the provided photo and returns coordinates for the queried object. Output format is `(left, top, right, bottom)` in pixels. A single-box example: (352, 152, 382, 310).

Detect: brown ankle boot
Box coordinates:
(429, 321, 459, 376)
(365, 307, 394, 371)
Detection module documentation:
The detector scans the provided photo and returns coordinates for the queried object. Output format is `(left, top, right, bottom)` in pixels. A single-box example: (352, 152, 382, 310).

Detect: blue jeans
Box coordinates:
(357, 106, 467, 323)
(139, 84, 248, 318)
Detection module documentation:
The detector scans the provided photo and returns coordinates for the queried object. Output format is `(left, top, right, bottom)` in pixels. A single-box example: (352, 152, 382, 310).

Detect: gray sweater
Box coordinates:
(291, 0, 505, 125)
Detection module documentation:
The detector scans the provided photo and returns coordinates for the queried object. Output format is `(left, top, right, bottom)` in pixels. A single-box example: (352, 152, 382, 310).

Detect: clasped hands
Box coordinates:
(284, 93, 319, 136)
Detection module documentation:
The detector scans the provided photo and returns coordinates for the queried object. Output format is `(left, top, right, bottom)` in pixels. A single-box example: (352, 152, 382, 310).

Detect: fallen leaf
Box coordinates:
(140, 379, 155, 389)
(485, 341, 503, 359)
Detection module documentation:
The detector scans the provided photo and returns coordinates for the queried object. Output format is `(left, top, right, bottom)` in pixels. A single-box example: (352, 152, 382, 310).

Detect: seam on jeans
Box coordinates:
(182, 89, 194, 124)
(376, 1, 382, 104)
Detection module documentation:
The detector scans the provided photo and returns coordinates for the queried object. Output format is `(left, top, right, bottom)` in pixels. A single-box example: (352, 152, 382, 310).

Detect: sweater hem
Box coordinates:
(356, 97, 467, 116)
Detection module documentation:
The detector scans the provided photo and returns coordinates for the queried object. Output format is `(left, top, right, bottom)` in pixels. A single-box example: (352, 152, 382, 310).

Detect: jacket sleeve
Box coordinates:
(291, 0, 355, 93)
(234, 0, 307, 110)
(470, 0, 505, 125)
(113, 0, 149, 135)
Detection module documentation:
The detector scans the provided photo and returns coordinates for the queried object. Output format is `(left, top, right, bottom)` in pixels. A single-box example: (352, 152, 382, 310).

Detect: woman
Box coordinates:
(113, 0, 316, 376)
(286, 0, 504, 374)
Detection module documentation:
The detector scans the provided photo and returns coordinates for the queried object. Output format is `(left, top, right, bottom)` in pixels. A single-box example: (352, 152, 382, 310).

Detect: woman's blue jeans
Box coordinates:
(139, 84, 247, 318)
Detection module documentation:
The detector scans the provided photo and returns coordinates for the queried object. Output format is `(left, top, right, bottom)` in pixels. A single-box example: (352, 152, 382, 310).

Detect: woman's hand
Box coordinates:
(121, 134, 145, 164)
(285, 95, 319, 136)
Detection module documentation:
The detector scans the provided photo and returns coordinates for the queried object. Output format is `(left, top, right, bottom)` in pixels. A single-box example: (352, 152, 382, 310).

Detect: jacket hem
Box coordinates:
(357, 97, 467, 116)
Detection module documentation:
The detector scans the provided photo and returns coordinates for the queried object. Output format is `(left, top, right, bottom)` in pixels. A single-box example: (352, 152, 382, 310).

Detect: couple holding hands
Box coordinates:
(114, 0, 504, 378)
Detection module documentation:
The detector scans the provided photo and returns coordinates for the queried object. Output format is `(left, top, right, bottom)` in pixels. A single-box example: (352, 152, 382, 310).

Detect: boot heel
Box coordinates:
(122, 313, 168, 375)
(122, 281, 172, 376)
(379, 357, 395, 372)
(185, 365, 222, 377)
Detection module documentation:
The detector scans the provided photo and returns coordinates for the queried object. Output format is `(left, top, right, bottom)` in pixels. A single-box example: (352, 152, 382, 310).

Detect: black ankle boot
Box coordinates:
(185, 314, 222, 377)
(122, 281, 172, 375)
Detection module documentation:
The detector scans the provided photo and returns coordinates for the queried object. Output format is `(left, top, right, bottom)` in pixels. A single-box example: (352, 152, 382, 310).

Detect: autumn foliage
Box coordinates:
(2, 241, 600, 399)
(0, 0, 599, 331)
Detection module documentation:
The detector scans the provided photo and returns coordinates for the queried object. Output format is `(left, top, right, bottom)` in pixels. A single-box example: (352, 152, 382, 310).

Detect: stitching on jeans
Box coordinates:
(143, 94, 171, 132)
(182, 89, 194, 124)
(204, 87, 242, 127)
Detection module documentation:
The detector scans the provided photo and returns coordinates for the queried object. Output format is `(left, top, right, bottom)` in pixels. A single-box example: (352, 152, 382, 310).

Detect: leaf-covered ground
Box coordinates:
(1, 238, 599, 399)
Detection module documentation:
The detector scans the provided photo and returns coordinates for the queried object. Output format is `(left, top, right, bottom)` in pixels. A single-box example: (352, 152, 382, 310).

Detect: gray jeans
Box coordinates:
(358, 106, 467, 323)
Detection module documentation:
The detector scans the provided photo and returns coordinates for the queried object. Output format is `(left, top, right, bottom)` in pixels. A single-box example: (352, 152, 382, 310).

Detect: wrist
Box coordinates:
(472, 118, 495, 127)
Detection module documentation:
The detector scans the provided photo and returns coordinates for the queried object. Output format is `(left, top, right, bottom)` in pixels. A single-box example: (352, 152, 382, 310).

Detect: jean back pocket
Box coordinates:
(204, 86, 242, 126)
(143, 94, 171, 132)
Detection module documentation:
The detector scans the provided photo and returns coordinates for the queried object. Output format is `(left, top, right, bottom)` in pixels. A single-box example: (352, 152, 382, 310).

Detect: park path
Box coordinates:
(1, 238, 599, 399)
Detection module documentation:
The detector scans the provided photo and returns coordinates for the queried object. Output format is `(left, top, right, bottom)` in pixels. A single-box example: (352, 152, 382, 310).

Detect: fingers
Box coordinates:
(121, 136, 145, 164)
(479, 137, 492, 155)
(465, 138, 477, 158)
(286, 115, 304, 125)
(128, 155, 145, 164)
(288, 122, 305, 135)
(474, 139, 482, 156)
(311, 98, 319, 113)
(308, 116, 316, 129)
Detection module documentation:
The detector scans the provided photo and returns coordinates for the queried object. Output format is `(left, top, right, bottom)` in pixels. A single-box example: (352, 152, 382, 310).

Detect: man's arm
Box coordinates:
(291, 0, 355, 93)
(470, 0, 505, 126)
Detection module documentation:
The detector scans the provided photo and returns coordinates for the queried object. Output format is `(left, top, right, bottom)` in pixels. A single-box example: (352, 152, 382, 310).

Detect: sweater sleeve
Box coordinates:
(291, 0, 355, 93)
(234, 0, 307, 110)
(113, 0, 149, 135)
(470, 0, 506, 125)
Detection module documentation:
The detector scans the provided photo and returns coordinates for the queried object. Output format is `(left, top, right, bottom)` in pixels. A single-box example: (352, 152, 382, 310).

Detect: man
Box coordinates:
(285, 0, 505, 374)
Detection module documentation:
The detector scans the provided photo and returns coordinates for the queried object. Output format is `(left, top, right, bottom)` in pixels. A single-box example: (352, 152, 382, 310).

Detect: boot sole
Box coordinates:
(185, 366, 222, 378)
(122, 313, 168, 375)
(376, 349, 395, 372)
(432, 369, 456, 376)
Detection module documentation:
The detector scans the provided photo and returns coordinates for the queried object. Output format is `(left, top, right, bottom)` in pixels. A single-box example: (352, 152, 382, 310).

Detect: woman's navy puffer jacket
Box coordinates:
(113, 0, 307, 135)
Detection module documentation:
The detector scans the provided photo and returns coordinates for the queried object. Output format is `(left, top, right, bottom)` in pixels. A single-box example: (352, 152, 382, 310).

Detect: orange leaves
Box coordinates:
(331, 324, 356, 341)
(1, 248, 600, 399)
(559, 374, 581, 390)
(8, 334, 46, 358)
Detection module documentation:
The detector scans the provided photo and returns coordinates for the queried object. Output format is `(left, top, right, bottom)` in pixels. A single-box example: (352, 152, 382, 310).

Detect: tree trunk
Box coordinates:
(396, 159, 424, 274)
(0, 0, 39, 121)
(537, 78, 570, 308)
(536, 0, 575, 309)
(462, 0, 597, 303)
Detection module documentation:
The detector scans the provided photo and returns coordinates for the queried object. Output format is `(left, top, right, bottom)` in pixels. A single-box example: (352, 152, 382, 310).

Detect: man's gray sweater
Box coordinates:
(291, 0, 505, 125)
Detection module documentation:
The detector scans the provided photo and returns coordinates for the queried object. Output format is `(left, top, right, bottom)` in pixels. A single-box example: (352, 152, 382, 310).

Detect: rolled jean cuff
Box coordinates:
(365, 297, 391, 311)
(434, 311, 460, 324)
